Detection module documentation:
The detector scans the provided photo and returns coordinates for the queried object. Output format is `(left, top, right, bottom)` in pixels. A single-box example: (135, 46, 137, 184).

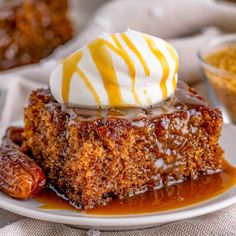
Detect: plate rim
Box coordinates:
(1, 193, 236, 226)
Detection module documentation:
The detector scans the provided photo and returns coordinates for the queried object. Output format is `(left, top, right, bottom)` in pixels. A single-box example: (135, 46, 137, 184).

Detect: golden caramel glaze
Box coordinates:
(35, 159, 236, 215)
(59, 81, 208, 122)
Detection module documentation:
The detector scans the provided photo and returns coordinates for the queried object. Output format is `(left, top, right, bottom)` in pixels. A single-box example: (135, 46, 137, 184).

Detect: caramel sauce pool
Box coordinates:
(35, 160, 236, 215)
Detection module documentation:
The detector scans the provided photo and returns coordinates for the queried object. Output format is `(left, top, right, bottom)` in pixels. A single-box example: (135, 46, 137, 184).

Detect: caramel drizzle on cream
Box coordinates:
(62, 51, 101, 105)
(111, 34, 140, 105)
(89, 38, 126, 106)
(166, 44, 179, 90)
(61, 33, 177, 106)
(121, 33, 150, 77)
(143, 35, 170, 98)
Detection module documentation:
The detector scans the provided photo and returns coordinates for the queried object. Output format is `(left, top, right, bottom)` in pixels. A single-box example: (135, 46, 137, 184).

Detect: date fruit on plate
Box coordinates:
(0, 127, 46, 199)
(1, 127, 24, 150)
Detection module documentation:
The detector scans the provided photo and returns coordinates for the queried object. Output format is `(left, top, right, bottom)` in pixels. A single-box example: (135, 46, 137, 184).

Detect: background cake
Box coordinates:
(0, 0, 73, 71)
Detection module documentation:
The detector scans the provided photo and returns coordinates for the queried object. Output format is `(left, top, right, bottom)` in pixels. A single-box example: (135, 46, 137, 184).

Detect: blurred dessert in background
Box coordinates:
(0, 0, 73, 71)
(223, 0, 236, 3)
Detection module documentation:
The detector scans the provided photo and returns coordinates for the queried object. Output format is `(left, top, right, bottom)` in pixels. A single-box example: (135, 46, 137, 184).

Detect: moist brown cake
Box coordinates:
(22, 81, 224, 210)
(0, 0, 73, 71)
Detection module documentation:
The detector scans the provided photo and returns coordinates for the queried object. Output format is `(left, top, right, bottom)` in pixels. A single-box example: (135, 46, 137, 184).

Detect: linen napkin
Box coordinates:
(1, 0, 236, 235)
(1, 206, 236, 235)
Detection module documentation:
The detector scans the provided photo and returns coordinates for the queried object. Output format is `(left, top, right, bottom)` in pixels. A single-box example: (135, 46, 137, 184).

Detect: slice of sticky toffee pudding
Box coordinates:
(22, 30, 223, 210)
(23, 81, 223, 210)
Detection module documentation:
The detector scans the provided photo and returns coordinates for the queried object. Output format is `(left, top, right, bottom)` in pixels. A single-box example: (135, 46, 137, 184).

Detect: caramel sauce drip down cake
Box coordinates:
(22, 82, 223, 210)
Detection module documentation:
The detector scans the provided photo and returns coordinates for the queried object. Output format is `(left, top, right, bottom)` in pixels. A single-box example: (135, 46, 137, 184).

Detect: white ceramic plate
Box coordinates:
(0, 123, 236, 231)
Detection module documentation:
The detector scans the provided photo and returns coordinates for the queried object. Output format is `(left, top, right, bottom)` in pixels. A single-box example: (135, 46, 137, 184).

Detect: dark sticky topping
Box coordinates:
(35, 81, 209, 122)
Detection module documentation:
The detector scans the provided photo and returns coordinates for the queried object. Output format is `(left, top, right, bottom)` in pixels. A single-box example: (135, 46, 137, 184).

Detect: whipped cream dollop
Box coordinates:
(50, 30, 179, 108)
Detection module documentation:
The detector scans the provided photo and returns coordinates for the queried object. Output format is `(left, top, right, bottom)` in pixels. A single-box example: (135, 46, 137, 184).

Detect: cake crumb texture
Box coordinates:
(23, 84, 223, 210)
